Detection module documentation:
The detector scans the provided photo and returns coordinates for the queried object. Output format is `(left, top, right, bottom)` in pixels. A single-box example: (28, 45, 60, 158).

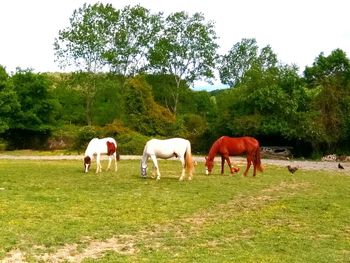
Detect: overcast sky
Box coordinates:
(1, 0, 349, 90)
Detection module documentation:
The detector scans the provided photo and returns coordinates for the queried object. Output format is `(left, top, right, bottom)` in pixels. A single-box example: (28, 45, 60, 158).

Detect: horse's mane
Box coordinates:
(207, 137, 221, 161)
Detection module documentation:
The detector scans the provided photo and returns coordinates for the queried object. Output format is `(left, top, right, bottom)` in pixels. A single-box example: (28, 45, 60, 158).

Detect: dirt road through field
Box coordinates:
(0, 154, 348, 172)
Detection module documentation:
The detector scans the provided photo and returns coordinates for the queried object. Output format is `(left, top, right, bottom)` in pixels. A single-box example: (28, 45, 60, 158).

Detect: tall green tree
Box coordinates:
(54, 3, 118, 72)
(54, 3, 119, 125)
(149, 11, 219, 114)
(304, 49, 350, 152)
(219, 38, 278, 88)
(214, 51, 309, 149)
(104, 5, 162, 76)
(219, 38, 258, 87)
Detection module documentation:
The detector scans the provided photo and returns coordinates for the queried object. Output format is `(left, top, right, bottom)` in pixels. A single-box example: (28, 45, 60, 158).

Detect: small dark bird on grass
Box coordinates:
(338, 163, 345, 169)
(287, 165, 298, 174)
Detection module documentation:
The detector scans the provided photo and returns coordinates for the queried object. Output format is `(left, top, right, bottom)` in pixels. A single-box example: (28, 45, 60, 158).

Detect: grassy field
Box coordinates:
(0, 158, 349, 262)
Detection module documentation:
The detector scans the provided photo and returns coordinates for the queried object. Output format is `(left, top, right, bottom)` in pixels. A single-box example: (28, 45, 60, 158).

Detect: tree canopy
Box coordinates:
(1, 3, 350, 156)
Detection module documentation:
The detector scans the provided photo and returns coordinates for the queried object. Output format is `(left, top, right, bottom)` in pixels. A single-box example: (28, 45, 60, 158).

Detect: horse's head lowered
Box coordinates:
(140, 163, 147, 177)
(205, 157, 214, 175)
(84, 156, 91, 173)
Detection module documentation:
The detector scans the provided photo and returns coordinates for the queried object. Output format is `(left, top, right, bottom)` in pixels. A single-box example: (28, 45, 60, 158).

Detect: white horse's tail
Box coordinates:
(185, 140, 194, 177)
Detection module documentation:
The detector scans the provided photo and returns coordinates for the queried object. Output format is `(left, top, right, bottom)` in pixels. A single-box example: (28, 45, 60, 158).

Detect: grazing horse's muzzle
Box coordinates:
(141, 165, 147, 177)
(84, 156, 91, 173)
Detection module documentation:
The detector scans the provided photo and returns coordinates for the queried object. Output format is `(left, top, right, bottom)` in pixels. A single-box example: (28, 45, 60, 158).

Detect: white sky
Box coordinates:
(1, 0, 349, 89)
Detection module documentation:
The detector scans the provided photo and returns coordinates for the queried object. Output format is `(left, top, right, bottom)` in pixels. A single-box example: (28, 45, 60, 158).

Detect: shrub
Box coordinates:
(116, 132, 150, 155)
(72, 126, 101, 152)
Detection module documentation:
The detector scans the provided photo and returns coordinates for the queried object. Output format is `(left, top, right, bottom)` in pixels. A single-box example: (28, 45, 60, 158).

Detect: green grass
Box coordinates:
(0, 159, 349, 262)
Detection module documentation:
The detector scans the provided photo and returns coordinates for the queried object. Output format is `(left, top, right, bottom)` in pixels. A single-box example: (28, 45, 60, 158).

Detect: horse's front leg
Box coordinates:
(96, 154, 101, 173)
(150, 155, 161, 180)
(221, 156, 225, 174)
(223, 155, 234, 175)
(151, 166, 156, 178)
(224, 156, 240, 175)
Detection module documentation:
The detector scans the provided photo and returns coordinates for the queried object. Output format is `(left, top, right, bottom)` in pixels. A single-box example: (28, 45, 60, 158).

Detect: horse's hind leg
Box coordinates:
(243, 155, 252, 176)
(114, 154, 118, 172)
(106, 156, 112, 171)
(179, 167, 186, 181)
(179, 157, 186, 181)
(253, 163, 257, 177)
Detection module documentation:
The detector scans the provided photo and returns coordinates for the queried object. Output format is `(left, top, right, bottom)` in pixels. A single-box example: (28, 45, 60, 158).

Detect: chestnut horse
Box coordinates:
(205, 136, 263, 176)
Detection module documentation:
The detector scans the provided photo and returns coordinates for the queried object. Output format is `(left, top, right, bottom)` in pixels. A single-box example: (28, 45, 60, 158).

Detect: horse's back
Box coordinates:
(145, 138, 189, 158)
(220, 136, 259, 154)
(85, 137, 117, 156)
(99, 137, 117, 145)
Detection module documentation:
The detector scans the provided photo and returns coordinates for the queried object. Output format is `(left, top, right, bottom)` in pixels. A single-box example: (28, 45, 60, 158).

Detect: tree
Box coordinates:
(104, 5, 163, 76)
(219, 38, 258, 87)
(214, 57, 310, 149)
(123, 76, 177, 136)
(68, 72, 98, 126)
(49, 73, 86, 125)
(219, 38, 278, 88)
(91, 74, 125, 125)
(54, 3, 119, 125)
(304, 49, 350, 88)
(6, 69, 60, 148)
(0, 66, 20, 134)
(304, 49, 350, 152)
(149, 11, 219, 114)
(54, 3, 118, 72)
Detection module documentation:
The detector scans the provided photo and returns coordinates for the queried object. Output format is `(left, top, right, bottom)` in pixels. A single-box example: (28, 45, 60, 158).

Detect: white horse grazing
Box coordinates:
(84, 137, 120, 173)
(141, 138, 194, 181)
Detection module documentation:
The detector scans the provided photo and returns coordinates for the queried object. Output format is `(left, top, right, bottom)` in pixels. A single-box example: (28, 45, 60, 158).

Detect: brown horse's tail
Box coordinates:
(185, 140, 194, 177)
(115, 147, 120, 161)
(254, 146, 263, 172)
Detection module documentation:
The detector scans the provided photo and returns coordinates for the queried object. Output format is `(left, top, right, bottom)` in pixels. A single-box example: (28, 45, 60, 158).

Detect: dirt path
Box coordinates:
(0, 154, 348, 172)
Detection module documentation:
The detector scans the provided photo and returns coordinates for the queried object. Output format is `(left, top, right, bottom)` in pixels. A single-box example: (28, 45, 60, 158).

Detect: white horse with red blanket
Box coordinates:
(141, 138, 194, 181)
(84, 137, 120, 173)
